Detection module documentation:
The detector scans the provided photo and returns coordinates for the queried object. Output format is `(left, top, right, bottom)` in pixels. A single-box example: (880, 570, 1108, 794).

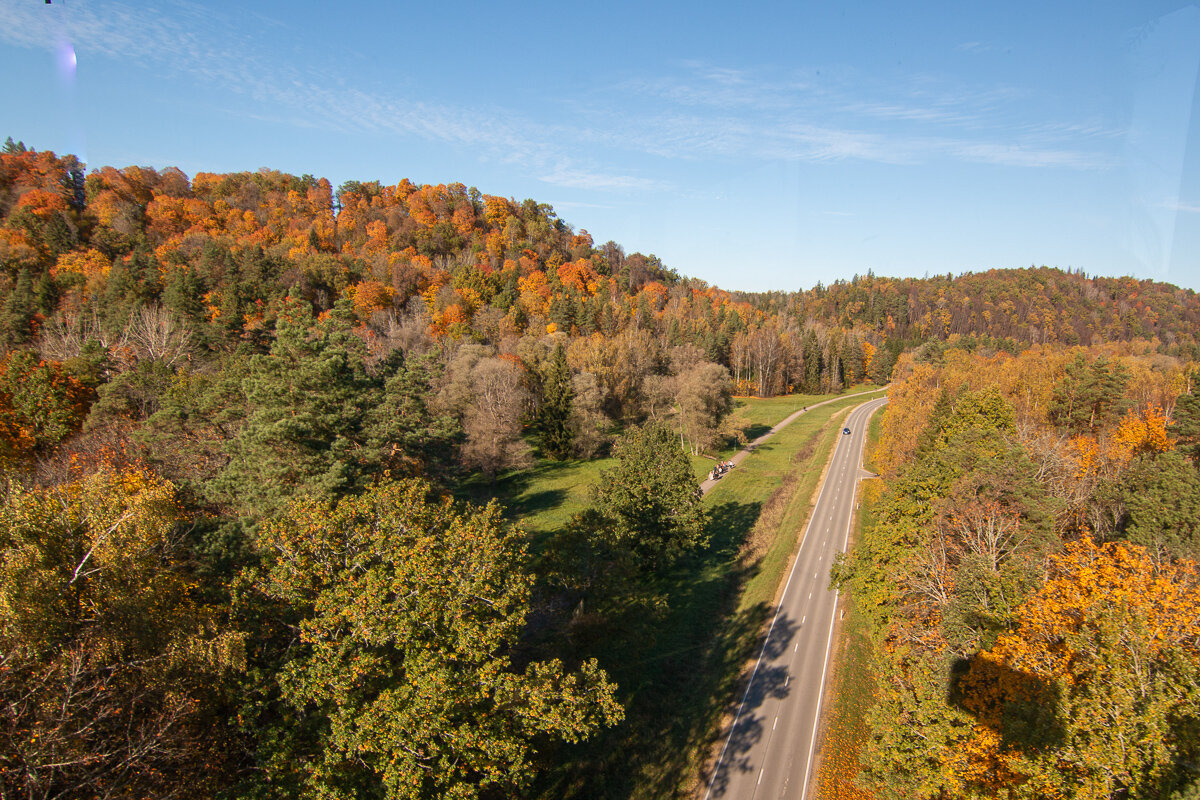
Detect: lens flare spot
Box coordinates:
(55, 39, 77, 81)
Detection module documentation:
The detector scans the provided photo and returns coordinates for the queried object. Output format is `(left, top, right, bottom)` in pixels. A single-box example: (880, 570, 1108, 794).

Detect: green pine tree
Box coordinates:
(537, 343, 574, 460)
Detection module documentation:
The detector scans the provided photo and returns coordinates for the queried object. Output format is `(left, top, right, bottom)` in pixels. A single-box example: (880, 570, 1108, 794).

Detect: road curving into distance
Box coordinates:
(700, 387, 886, 496)
(703, 395, 888, 800)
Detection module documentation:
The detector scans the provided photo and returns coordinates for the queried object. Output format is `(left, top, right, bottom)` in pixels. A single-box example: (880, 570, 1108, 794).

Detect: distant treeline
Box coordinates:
(2, 139, 1199, 799)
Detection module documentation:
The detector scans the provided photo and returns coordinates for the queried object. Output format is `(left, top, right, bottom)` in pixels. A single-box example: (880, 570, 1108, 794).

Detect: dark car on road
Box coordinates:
(842, 427, 851, 435)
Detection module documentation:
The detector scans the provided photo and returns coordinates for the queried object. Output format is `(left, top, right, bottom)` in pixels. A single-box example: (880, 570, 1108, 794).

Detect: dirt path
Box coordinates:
(699, 387, 886, 496)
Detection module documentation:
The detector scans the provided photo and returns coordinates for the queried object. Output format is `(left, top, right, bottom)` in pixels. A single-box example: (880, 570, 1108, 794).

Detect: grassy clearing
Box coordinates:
(526, 389, 887, 800)
(457, 457, 614, 544)
(457, 387, 886, 799)
(459, 387, 878, 534)
(814, 405, 887, 800)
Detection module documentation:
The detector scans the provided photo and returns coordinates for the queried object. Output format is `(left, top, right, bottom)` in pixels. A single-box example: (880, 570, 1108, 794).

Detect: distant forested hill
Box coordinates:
(3, 144, 1198, 400)
(739, 267, 1200, 356)
(2, 142, 1199, 800)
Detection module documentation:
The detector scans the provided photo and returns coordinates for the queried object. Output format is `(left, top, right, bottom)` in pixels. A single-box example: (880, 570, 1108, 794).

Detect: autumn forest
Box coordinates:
(1, 140, 1199, 800)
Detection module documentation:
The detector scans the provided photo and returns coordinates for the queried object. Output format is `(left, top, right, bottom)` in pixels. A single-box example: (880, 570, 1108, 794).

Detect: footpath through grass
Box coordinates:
(814, 406, 886, 800)
(458, 391, 849, 537)
(515, 386, 887, 799)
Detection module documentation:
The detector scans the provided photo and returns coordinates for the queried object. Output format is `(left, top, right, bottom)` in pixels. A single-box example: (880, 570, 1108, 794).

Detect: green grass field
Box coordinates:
(501, 386, 888, 799)
(459, 387, 877, 536)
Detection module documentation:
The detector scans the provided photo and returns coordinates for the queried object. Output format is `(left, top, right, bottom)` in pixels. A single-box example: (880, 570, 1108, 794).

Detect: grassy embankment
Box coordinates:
(470, 386, 887, 799)
(814, 407, 886, 800)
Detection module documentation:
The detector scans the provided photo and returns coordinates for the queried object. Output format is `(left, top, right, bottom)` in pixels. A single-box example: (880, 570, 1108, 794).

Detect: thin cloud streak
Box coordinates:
(539, 166, 664, 192)
(1, 0, 1119, 183)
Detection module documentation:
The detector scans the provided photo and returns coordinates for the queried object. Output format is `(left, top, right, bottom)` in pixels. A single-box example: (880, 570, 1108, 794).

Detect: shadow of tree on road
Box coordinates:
(703, 611, 800, 798)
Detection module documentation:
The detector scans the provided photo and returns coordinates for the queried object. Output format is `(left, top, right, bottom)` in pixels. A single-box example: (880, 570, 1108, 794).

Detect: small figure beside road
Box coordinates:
(708, 460, 736, 481)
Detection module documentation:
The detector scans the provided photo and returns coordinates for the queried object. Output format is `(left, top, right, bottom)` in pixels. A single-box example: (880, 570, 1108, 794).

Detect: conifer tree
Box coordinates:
(537, 343, 574, 460)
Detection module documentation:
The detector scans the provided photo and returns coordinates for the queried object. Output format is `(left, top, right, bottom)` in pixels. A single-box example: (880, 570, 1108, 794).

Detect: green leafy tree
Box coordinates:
(252, 478, 623, 800)
(0, 350, 92, 465)
(591, 421, 707, 568)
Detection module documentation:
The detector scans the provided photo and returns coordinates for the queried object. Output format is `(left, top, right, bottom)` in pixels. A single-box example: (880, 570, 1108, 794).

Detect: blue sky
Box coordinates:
(3, 0, 1199, 293)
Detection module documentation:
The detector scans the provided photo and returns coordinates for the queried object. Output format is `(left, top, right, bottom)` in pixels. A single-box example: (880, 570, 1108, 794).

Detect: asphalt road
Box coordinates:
(700, 388, 886, 496)
(703, 395, 887, 800)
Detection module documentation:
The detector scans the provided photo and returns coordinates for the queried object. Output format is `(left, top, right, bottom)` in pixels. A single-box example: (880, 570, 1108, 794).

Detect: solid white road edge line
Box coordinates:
(702, 401, 852, 799)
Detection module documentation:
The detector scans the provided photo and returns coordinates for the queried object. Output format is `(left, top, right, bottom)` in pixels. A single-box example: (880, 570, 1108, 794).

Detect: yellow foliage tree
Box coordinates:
(958, 538, 1200, 799)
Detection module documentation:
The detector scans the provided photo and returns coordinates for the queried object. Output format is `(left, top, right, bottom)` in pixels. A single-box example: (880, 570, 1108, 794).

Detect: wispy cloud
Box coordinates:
(601, 60, 1117, 170)
(955, 41, 1004, 54)
(0, 0, 1120, 186)
(538, 165, 664, 192)
(1161, 199, 1200, 213)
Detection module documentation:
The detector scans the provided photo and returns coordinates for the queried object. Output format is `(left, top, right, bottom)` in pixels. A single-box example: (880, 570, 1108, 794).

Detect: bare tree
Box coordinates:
(37, 310, 126, 364)
(460, 357, 531, 475)
(125, 305, 193, 367)
(674, 361, 735, 454)
(437, 344, 532, 475)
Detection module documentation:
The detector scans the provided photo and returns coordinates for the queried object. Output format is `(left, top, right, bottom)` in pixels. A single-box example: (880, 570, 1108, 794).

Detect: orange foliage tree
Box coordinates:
(958, 538, 1200, 799)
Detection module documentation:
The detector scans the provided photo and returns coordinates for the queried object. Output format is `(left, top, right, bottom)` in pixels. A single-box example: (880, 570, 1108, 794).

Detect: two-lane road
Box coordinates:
(705, 396, 887, 800)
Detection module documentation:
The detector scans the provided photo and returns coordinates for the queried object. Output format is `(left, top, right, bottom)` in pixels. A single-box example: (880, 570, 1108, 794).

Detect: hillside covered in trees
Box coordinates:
(1, 141, 1199, 799)
(832, 344, 1200, 800)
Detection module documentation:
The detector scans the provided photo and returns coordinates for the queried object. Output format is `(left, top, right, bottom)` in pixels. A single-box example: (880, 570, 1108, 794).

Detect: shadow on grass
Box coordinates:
(532, 498, 796, 800)
(513, 487, 569, 518)
(454, 459, 581, 521)
(742, 422, 773, 441)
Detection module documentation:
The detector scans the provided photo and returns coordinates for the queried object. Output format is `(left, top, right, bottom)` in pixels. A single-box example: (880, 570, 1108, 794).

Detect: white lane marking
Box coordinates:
(703, 395, 886, 800)
(799, 397, 886, 800)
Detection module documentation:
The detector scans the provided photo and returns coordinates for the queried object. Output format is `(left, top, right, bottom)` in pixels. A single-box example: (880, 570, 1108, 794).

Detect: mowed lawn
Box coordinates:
(459, 384, 888, 800)
(461, 386, 878, 540)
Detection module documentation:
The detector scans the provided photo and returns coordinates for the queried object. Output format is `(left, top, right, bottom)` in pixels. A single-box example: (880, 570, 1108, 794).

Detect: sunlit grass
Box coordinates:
(460, 386, 888, 799)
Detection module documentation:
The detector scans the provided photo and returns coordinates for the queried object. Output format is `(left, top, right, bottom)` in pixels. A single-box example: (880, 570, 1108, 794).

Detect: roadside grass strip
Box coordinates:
(570, 390, 884, 800)
(461, 387, 886, 799)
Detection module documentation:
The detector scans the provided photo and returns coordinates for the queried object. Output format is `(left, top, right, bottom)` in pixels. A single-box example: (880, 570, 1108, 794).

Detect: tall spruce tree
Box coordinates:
(220, 301, 380, 518)
(537, 343, 574, 460)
